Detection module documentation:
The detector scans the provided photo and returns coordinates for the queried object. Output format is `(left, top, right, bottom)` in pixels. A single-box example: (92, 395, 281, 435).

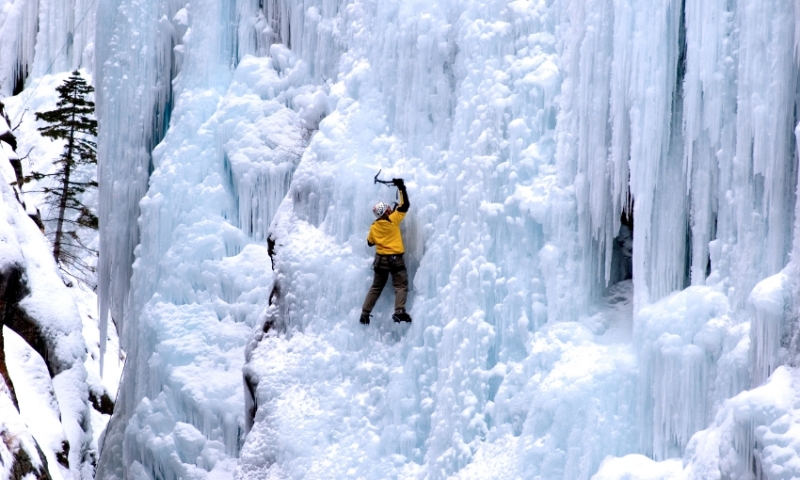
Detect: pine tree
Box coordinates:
(28, 70, 98, 278)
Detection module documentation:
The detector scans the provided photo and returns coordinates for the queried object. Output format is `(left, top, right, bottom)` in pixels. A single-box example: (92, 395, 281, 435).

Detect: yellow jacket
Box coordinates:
(367, 189, 408, 255)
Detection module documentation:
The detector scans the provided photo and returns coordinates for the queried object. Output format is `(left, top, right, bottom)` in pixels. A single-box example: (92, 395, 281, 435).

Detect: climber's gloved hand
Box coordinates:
(392, 178, 405, 189)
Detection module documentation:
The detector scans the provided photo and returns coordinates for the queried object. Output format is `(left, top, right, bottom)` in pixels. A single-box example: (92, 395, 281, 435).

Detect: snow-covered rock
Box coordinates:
(0, 102, 95, 479)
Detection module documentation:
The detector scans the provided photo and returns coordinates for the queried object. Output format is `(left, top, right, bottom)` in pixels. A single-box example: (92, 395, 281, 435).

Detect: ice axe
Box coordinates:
(373, 169, 396, 187)
(374, 169, 400, 203)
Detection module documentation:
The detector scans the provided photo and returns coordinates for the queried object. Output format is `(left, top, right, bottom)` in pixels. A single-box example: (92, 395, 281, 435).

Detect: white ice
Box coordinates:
(87, 0, 800, 478)
(0, 0, 96, 102)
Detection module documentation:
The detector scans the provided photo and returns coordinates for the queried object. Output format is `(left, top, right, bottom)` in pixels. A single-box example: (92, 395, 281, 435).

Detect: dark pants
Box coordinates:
(362, 254, 408, 314)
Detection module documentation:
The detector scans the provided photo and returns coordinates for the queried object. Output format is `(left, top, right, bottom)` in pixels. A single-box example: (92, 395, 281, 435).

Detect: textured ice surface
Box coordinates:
(0, 0, 96, 97)
(596, 366, 800, 480)
(90, 0, 800, 478)
(95, 17, 305, 477)
(593, 456, 683, 480)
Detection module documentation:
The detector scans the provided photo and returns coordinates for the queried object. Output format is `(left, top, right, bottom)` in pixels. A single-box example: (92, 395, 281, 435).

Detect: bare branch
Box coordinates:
(11, 109, 26, 131)
(18, 146, 34, 163)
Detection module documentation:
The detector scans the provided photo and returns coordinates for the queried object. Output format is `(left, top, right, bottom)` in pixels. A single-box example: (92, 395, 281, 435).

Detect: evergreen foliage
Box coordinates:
(27, 70, 98, 281)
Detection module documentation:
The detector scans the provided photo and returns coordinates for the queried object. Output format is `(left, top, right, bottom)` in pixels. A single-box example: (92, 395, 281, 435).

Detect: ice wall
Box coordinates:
(94, 0, 179, 373)
(94, 0, 320, 474)
(0, 0, 96, 96)
(94, 0, 800, 478)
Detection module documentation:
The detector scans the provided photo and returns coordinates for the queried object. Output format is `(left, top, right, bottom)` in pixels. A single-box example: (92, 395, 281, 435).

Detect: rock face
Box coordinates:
(0, 104, 94, 479)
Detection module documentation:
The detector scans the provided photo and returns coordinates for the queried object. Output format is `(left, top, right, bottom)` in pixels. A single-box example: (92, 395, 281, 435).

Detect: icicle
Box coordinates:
(651, 336, 708, 459)
(725, 0, 798, 309)
(30, 0, 91, 77)
(555, 0, 616, 295)
(94, 0, 181, 374)
(748, 273, 789, 387)
(682, 0, 735, 287)
(0, 0, 39, 96)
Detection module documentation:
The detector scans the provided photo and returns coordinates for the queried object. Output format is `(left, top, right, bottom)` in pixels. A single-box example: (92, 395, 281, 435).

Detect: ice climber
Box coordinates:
(360, 178, 413, 325)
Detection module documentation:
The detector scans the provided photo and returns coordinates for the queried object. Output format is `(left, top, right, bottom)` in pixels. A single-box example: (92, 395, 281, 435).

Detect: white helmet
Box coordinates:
(372, 201, 389, 218)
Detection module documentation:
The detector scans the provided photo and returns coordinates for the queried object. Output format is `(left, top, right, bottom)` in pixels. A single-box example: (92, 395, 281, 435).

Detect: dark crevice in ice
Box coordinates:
(0, 327, 18, 410)
(12, 61, 28, 96)
(243, 233, 282, 435)
(610, 209, 633, 286)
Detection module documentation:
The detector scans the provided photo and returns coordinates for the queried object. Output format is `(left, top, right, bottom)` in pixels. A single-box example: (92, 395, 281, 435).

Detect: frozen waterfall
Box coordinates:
(90, 0, 800, 478)
(0, 0, 96, 96)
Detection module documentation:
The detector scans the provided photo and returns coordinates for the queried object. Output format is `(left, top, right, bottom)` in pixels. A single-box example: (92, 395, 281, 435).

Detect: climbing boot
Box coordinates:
(392, 310, 412, 323)
(360, 312, 371, 325)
